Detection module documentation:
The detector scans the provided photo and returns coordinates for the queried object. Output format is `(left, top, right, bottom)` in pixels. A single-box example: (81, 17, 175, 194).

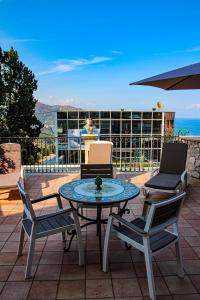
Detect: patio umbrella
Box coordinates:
(130, 62, 200, 90)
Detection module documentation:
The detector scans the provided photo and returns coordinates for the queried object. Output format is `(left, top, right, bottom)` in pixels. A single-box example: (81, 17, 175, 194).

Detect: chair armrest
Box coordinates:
(37, 208, 73, 221)
(110, 213, 146, 236)
(181, 170, 187, 188)
(150, 167, 159, 178)
(31, 193, 63, 209)
(19, 166, 25, 187)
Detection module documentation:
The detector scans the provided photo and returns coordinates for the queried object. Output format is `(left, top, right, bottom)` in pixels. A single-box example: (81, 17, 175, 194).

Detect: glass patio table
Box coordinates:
(59, 178, 140, 266)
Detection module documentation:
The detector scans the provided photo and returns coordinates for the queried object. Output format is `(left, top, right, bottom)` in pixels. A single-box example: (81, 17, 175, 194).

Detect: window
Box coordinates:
(57, 112, 67, 119)
(68, 120, 78, 129)
(57, 120, 67, 134)
(122, 120, 131, 134)
(90, 111, 99, 119)
(100, 120, 110, 134)
(132, 120, 141, 134)
(153, 120, 162, 134)
(100, 112, 110, 119)
(68, 111, 78, 119)
(122, 111, 131, 119)
(111, 111, 121, 119)
(142, 121, 152, 134)
(143, 112, 152, 119)
(132, 112, 141, 119)
(153, 112, 162, 119)
(111, 120, 120, 134)
(79, 111, 89, 119)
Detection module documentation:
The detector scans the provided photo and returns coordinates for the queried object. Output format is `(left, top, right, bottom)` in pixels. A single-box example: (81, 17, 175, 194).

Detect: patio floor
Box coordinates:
(0, 172, 200, 300)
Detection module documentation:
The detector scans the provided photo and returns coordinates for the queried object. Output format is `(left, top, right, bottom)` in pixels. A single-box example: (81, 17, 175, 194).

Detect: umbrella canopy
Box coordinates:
(130, 62, 200, 90)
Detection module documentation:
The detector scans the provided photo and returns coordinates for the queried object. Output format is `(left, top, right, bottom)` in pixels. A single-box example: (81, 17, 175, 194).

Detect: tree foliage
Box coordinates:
(0, 47, 43, 137)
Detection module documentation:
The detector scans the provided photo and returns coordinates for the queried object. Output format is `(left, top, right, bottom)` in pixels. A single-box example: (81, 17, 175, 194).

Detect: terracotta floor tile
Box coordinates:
(108, 250, 132, 263)
(86, 263, 111, 279)
(173, 295, 200, 300)
(193, 247, 200, 258)
(138, 276, 170, 296)
(35, 264, 61, 280)
(0, 232, 11, 242)
(0, 281, 31, 300)
(157, 260, 179, 276)
(16, 252, 41, 266)
(57, 280, 85, 299)
(1, 241, 20, 252)
(40, 251, 63, 265)
(0, 282, 5, 294)
(185, 237, 200, 247)
(8, 265, 37, 281)
(28, 281, 58, 300)
(60, 264, 85, 280)
(86, 279, 113, 298)
(112, 278, 142, 297)
(0, 265, 12, 281)
(164, 275, 197, 294)
(110, 262, 136, 278)
(0, 252, 17, 265)
(184, 259, 200, 275)
(134, 261, 161, 277)
(190, 275, 200, 293)
(43, 240, 64, 252)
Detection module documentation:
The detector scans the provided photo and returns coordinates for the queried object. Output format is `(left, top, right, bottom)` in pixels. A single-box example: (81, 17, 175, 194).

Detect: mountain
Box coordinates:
(35, 102, 80, 137)
(36, 102, 80, 112)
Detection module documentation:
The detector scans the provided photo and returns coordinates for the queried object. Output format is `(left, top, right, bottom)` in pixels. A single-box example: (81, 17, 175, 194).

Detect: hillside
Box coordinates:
(35, 102, 80, 137)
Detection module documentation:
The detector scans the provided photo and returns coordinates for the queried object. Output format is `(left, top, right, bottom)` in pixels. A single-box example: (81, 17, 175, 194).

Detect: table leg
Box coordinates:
(97, 206, 102, 268)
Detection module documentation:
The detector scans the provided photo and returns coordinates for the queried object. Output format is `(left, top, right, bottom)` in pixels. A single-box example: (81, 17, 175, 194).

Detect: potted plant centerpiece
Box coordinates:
(95, 176, 103, 191)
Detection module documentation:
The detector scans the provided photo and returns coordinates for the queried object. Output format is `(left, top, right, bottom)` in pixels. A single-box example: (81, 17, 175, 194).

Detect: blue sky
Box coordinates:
(1, 0, 200, 117)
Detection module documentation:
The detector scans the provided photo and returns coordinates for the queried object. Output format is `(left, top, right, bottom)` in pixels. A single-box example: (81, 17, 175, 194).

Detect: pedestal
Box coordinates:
(82, 134, 98, 163)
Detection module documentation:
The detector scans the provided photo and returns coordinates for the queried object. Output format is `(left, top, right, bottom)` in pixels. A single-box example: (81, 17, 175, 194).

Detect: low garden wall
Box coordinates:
(181, 137, 200, 179)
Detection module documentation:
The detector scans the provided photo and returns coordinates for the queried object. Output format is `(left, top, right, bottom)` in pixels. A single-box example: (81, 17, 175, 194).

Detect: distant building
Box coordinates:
(56, 110, 175, 169)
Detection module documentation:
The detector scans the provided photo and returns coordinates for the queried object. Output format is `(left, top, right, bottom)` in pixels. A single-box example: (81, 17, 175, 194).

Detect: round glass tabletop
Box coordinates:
(59, 178, 140, 206)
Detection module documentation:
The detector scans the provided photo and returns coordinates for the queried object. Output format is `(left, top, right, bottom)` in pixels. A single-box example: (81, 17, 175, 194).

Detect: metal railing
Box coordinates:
(0, 135, 179, 173)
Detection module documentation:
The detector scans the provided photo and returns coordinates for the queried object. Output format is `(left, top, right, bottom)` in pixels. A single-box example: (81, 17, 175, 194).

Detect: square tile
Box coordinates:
(0, 281, 31, 300)
(35, 264, 61, 280)
(110, 262, 136, 278)
(138, 276, 170, 296)
(86, 279, 113, 298)
(86, 263, 111, 279)
(112, 278, 142, 297)
(28, 281, 58, 300)
(57, 280, 85, 299)
(164, 275, 197, 294)
(60, 264, 85, 280)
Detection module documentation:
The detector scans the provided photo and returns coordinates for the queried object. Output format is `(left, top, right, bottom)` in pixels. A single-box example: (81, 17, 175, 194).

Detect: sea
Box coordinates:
(175, 118, 200, 136)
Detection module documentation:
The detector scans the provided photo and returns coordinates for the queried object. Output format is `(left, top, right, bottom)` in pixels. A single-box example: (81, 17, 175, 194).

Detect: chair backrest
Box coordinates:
(145, 192, 186, 233)
(17, 181, 36, 221)
(159, 143, 188, 175)
(88, 141, 113, 164)
(81, 164, 113, 179)
(0, 143, 21, 174)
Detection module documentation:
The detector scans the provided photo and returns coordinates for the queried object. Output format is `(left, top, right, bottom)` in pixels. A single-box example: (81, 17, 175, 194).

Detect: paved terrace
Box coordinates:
(0, 172, 200, 300)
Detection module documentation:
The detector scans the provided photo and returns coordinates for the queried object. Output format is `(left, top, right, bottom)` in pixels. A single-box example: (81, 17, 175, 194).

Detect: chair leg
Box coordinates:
(25, 236, 35, 279)
(17, 226, 25, 256)
(102, 216, 113, 272)
(175, 240, 184, 278)
(72, 211, 84, 266)
(62, 232, 66, 242)
(143, 238, 156, 300)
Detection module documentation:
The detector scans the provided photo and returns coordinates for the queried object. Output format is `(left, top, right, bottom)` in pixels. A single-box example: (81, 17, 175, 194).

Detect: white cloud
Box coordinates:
(187, 46, 200, 52)
(0, 38, 39, 43)
(191, 103, 200, 109)
(111, 50, 123, 55)
(37, 56, 112, 76)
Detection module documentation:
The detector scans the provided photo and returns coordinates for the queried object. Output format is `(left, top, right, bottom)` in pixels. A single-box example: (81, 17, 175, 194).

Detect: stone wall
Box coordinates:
(183, 138, 200, 179)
